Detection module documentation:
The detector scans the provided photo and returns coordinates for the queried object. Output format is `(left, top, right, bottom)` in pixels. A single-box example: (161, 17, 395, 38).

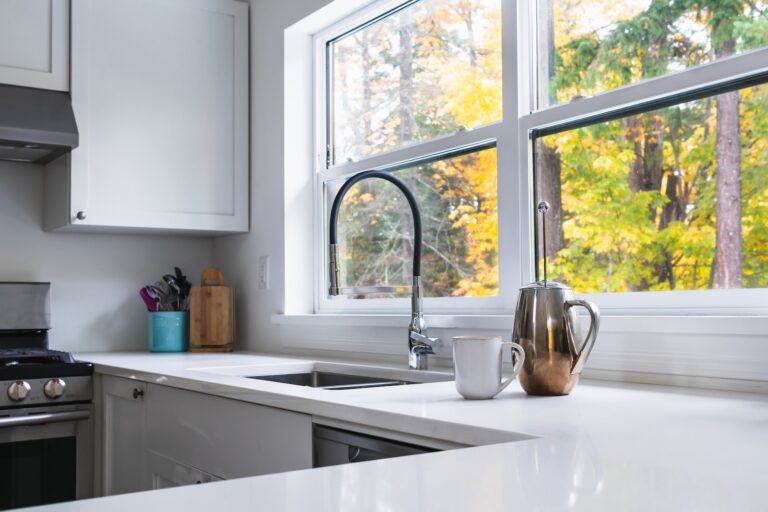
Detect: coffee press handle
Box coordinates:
(564, 299, 600, 375)
(497, 342, 526, 393)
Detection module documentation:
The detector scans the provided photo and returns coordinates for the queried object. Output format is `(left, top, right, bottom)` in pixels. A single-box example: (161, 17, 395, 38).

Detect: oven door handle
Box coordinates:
(0, 410, 90, 428)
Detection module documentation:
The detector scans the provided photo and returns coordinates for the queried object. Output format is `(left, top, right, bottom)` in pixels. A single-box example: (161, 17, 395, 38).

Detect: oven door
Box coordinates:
(0, 403, 93, 510)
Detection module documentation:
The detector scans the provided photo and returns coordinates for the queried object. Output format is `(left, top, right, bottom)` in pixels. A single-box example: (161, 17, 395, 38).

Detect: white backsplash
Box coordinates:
(0, 161, 214, 352)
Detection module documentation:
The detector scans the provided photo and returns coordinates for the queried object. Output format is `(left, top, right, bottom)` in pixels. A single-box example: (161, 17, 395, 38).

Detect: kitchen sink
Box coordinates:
(188, 360, 454, 390)
(248, 371, 419, 390)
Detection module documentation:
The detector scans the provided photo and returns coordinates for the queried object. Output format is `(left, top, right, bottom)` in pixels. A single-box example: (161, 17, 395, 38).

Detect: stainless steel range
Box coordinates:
(0, 283, 93, 510)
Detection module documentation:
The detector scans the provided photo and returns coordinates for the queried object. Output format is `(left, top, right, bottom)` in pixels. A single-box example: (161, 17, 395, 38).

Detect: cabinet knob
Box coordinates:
(75, 211, 87, 221)
(132, 388, 144, 400)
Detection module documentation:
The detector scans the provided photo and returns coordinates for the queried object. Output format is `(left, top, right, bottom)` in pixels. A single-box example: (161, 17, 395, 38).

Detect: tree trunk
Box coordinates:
(359, 31, 372, 151)
(536, 0, 556, 107)
(627, 115, 664, 197)
(398, 13, 415, 144)
(714, 41, 742, 289)
(625, 113, 667, 289)
(535, 140, 564, 262)
(453, 0, 478, 70)
(534, 0, 560, 270)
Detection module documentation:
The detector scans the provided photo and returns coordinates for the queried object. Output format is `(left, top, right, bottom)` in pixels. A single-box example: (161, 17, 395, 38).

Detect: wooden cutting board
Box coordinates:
(189, 267, 235, 352)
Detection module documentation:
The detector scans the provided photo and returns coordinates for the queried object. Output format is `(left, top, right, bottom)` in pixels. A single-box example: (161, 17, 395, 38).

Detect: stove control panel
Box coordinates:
(44, 378, 66, 399)
(1, 376, 91, 407)
(7, 381, 31, 401)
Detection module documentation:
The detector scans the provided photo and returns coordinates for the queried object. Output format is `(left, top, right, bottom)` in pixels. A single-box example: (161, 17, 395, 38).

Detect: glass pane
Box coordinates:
(537, 0, 768, 107)
(329, 0, 501, 164)
(328, 147, 498, 298)
(535, 82, 768, 292)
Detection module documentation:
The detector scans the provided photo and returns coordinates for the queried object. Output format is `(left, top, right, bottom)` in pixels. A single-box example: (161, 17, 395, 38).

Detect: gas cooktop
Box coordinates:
(0, 347, 93, 381)
(0, 348, 93, 408)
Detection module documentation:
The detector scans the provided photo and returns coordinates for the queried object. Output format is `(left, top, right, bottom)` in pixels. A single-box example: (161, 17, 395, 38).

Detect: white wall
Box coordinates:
(214, 0, 336, 355)
(0, 161, 213, 352)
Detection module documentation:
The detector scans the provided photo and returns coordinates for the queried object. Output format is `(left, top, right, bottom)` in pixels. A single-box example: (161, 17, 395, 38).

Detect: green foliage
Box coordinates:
(539, 0, 768, 293)
(542, 83, 768, 293)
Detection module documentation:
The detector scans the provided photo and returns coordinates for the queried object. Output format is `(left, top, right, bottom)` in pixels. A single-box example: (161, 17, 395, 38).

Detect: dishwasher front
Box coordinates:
(312, 425, 437, 468)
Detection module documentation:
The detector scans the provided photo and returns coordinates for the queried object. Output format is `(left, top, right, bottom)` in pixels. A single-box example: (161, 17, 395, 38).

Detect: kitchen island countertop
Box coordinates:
(22, 351, 768, 511)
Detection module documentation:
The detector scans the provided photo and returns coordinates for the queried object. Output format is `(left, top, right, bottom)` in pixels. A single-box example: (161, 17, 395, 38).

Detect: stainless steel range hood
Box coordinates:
(0, 83, 78, 164)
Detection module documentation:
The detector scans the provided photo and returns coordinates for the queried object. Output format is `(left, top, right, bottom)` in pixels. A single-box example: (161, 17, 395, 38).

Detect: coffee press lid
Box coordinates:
(520, 280, 571, 290)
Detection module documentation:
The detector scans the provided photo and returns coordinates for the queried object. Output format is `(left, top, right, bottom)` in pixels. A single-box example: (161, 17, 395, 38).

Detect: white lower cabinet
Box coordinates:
(100, 376, 147, 496)
(144, 383, 313, 480)
(99, 375, 313, 495)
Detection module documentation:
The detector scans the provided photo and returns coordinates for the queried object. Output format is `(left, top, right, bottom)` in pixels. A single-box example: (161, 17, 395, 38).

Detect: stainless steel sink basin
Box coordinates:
(248, 371, 418, 390)
(188, 360, 454, 390)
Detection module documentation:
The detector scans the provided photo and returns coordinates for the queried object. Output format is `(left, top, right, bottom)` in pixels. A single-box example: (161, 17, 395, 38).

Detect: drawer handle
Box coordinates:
(132, 388, 144, 400)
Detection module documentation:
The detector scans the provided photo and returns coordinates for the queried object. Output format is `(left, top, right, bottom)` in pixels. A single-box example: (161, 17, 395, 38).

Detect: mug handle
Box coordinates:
(497, 342, 526, 394)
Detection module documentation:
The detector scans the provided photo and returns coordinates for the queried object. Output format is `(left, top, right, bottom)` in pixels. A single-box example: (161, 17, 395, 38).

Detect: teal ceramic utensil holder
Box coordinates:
(148, 312, 189, 352)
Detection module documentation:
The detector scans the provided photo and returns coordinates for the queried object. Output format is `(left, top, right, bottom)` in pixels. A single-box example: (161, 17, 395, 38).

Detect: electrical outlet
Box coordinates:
(258, 256, 270, 289)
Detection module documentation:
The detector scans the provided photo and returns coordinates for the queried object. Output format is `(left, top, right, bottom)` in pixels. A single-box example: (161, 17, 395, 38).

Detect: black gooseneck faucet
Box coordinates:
(328, 170, 441, 370)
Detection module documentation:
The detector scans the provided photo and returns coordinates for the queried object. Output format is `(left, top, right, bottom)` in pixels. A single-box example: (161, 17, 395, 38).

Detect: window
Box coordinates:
(536, 0, 768, 108)
(317, 0, 509, 311)
(533, 81, 768, 294)
(313, 0, 768, 315)
(328, 0, 502, 163)
(526, 0, 768, 312)
(329, 145, 498, 299)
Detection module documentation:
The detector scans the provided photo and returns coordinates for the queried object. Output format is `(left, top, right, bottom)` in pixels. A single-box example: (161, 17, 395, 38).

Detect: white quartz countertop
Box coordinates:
(24, 351, 768, 511)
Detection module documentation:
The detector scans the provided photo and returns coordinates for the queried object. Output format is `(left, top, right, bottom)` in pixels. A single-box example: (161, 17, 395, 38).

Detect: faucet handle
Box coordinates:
(409, 331, 441, 348)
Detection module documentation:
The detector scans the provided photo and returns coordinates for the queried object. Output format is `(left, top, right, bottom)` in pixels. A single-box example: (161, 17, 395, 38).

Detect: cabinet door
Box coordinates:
(145, 450, 223, 490)
(145, 384, 313, 479)
(101, 376, 147, 496)
(0, 0, 69, 90)
(50, 0, 248, 234)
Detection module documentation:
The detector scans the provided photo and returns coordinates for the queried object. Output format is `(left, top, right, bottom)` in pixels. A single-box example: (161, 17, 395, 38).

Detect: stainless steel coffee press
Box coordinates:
(512, 201, 600, 395)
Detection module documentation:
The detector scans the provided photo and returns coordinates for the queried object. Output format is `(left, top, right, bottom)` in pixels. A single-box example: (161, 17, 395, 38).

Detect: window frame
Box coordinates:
(312, 0, 521, 315)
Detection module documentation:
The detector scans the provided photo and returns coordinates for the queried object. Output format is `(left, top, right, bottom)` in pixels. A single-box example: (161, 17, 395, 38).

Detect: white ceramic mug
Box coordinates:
(453, 336, 525, 400)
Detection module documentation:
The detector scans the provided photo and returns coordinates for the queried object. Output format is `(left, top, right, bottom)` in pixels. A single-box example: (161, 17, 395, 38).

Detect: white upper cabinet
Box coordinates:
(0, 0, 70, 91)
(44, 0, 249, 234)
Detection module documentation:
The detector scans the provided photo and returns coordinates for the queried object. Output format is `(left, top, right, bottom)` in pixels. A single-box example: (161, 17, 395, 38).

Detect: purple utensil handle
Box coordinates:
(140, 288, 159, 312)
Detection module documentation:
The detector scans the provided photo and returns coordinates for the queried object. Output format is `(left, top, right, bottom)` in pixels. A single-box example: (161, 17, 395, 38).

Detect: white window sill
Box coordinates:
(271, 313, 514, 330)
(272, 313, 768, 335)
(272, 313, 768, 392)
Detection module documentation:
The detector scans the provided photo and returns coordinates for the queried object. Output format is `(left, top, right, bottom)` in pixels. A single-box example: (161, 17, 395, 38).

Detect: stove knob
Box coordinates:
(8, 381, 31, 401)
(44, 378, 66, 399)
